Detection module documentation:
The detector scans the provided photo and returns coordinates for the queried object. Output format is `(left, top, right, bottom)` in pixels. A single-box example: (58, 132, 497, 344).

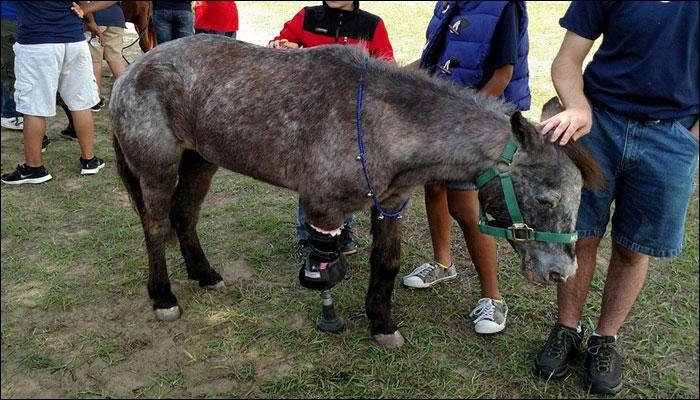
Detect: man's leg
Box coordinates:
(92, 60, 103, 92)
(71, 109, 95, 160)
(153, 10, 173, 45)
(447, 189, 500, 300)
(173, 10, 194, 40)
(22, 115, 46, 167)
(557, 236, 602, 328)
(106, 59, 125, 78)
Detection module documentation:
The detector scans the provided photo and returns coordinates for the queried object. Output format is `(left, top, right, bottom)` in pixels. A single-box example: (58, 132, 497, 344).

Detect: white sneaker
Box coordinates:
(402, 261, 457, 289)
(1, 116, 23, 130)
(469, 298, 508, 334)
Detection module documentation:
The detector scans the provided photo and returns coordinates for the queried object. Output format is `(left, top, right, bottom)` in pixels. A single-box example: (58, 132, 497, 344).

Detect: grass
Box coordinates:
(1, 1, 698, 398)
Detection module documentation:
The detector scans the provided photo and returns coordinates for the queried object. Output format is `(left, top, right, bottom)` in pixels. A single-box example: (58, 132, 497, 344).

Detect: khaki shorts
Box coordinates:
(13, 42, 100, 116)
(88, 26, 124, 62)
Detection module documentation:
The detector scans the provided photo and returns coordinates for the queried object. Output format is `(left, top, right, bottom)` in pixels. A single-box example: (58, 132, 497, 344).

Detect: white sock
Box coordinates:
(592, 331, 617, 340)
(576, 324, 583, 334)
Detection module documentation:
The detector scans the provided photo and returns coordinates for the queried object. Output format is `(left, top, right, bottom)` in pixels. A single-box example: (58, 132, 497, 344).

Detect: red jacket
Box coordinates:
(194, 1, 238, 33)
(272, 4, 394, 62)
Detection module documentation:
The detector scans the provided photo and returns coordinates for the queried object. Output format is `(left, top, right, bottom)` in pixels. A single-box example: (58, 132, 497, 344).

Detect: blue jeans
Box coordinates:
(153, 9, 194, 44)
(1, 83, 19, 118)
(296, 200, 356, 241)
(195, 28, 236, 38)
(576, 105, 699, 257)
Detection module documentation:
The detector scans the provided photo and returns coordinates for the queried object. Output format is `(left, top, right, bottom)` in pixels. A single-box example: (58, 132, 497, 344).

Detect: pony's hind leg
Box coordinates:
(170, 150, 223, 289)
(365, 206, 405, 348)
(140, 171, 181, 320)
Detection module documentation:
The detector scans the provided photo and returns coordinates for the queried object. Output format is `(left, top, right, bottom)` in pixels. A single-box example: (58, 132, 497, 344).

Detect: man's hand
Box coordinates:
(84, 20, 101, 40)
(267, 39, 299, 49)
(539, 106, 592, 145)
(690, 119, 699, 141)
(71, 2, 84, 19)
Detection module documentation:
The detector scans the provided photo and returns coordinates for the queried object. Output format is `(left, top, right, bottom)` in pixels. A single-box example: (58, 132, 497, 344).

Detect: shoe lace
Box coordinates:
(546, 326, 579, 359)
(469, 298, 495, 323)
(414, 262, 437, 279)
(588, 341, 615, 373)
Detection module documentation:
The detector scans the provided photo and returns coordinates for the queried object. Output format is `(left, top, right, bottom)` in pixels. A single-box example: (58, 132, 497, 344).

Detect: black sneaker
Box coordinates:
(533, 322, 584, 379)
(339, 226, 359, 255)
(585, 335, 622, 395)
(80, 156, 105, 175)
(297, 239, 311, 258)
(91, 98, 104, 112)
(1, 163, 52, 185)
(60, 126, 77, 141)
(41, 135, 50, 153)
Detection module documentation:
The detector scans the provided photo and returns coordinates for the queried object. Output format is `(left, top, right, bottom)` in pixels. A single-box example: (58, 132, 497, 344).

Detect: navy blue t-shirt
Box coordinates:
(94, 2, 125, 28)
(560, 1, 699, 120)
(16, 1, 84, 45)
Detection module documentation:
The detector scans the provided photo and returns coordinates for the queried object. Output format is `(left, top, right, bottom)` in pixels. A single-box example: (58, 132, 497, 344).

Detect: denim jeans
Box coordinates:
(153, 9, 194, 44)
(195, 28, 236, 39)
(296, 200, 356, 241)
(1, 84, 19, 118)
(576, 105, 699, 257)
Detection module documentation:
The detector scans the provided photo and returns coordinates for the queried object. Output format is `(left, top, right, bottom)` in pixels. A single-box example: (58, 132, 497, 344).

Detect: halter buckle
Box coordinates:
(508, 223, 534, 242)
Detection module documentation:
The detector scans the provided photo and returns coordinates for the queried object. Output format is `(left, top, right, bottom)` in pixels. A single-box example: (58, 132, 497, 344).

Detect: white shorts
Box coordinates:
(13, 41, 100, 117)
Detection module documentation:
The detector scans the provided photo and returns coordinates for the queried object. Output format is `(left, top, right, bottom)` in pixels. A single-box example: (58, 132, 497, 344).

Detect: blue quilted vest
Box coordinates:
(420, 1, 531, 111)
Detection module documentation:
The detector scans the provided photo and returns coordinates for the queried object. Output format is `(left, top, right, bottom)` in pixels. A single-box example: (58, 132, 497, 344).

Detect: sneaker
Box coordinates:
(80, 156, 105, 175)
(42, 135, 50, 153)
(297, 239, 311, 258)
(1, 116, 23, 130)
(585, 335, 623, 395)
(91, 98, 104, 112)
(402, 261, 457, 289)
(533, 322, 584, 379)
(339, 226, 359, 255)
(469, 298, 508, 334)
(60, 126, 78, 141)
(1, 163, 52, 185)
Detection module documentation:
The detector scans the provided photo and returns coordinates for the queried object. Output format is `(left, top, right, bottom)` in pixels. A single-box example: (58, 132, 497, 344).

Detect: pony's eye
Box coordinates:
(535, 191, 561, 209)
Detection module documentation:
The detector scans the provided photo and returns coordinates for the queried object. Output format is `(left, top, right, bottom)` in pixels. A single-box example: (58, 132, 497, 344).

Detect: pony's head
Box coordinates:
(478, 97, 603, 284)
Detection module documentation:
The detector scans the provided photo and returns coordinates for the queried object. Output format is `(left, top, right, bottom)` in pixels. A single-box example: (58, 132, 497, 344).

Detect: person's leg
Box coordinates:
(102, 27, 126, 79)
(153, 10, 173, 44)
(1, 18, 20, 120)
(173, 10, 194, 40)
(425, 184, 452, 266)
(557, 236, 602, 328)
(446, 188, 500, 299)
(22, 115, 46, 167)
(92, 59, 103, 93)
(71, 109, 95, 160)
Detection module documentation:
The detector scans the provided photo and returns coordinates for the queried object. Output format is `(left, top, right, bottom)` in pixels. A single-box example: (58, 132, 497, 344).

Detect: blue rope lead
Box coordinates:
(356, 58, 410, 219)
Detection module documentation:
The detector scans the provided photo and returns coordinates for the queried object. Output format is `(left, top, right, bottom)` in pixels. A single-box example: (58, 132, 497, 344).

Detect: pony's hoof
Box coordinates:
(154, 305, 181, 321)
(374, 330, 405, 348)
(203, 280, 225, 290)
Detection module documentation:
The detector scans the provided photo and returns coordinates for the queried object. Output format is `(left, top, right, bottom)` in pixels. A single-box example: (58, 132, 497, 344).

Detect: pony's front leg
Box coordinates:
(365, 207, 405, 348)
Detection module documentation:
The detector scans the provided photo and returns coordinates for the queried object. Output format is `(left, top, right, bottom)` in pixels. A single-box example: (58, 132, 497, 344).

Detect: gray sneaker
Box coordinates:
(469, 298, 508, 334)
(402, 261, 457, 289)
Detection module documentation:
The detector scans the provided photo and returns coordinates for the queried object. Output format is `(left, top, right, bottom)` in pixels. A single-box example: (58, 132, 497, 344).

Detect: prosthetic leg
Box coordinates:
(298, 223, 347, 333)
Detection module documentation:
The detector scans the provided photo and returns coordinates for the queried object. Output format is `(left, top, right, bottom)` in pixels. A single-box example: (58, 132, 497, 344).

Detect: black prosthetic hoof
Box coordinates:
(317, 315, 346, 333)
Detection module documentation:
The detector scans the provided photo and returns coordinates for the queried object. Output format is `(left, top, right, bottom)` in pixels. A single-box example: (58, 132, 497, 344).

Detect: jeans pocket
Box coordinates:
(672, 121, 699, 148)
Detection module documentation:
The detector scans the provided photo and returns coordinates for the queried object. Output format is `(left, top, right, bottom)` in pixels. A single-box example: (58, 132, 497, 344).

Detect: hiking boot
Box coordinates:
(1, 116, 23, 130)
(339, 226, 359, 255)
(60, 126, 78, 141)
(41, 135, 50, 152)
(297, 239, 311, 258)
(585, 335, 623, 395)
(1, 163, 52, 185)
(80, 156, 105, 175)
(469, 298, 508, 334)
(533, 322, 584, 379)
(402, 261, 457, 289)
(91, 98, 104, 112)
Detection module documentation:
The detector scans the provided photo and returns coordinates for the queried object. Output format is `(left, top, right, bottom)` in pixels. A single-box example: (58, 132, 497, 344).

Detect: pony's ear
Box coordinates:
(510, 111, 541, 152)
(540, 96, 564, 122)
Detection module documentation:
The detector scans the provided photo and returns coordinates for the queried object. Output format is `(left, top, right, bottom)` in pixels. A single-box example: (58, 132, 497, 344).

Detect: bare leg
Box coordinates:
(93, 61, 103, 92)
(170, 150, 223, 288)
(446, 189, 500, 299)
(106, 59, 126, 78)
(22, 115, 45, 167)
(557, 236, 602, 328)
(365, 206, 404, 347)
(596, 242, 649, 336)
(424, 184, 452, 266)
(70, 109, 95, 159)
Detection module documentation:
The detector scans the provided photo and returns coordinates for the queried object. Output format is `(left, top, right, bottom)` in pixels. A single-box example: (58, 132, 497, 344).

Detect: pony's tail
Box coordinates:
(113, 135, 145, 220)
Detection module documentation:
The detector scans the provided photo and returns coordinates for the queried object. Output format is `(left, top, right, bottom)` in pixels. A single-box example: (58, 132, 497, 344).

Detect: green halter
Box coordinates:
(475, 138, 578, 244)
